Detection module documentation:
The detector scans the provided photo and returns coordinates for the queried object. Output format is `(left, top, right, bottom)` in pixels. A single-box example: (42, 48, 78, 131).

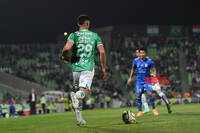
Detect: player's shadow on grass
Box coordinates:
(81, 124, 135, 133)
(82, 121, 139, 128)
(173, 112, 200, 116)
(81, 122, 139, 133)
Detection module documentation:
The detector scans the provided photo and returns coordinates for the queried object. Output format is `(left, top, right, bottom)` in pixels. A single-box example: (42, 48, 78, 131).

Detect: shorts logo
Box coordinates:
(85, 84, 88, 89)
(81, 91, 85, 97)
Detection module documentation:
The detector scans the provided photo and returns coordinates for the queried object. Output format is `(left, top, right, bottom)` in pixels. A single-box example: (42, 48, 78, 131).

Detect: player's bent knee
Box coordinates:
(147, 92, 152, 97)
(78, 99, 83, 102)
(137, 94, 141, 98)
(156, 89, 161, 93)
(80, 87, 89, 95)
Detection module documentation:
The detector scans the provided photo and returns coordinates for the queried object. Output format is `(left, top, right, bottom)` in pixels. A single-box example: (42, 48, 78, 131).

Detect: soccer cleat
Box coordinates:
(77, 120, 86, 126)
(136, 112, 143, 117)
(70, 92, 79, 109)
(152, 109, 159, 116)
(143, 108, 150, 114)
(167, 104, 172, 114)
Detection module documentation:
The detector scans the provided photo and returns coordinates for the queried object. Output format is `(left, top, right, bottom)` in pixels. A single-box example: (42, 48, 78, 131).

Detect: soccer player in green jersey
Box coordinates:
(62, 14, 106, 126)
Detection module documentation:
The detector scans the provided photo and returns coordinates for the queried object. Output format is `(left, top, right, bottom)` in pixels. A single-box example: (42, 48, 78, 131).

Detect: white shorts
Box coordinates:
(152, 83, 161, 91)
(73, 69, 94, 90)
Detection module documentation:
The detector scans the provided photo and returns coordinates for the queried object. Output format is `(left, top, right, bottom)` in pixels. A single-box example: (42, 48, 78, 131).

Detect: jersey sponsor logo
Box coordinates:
(76, 32, 92, 36)
(75, 59, 89, 65)
(137, 68, 146, 73)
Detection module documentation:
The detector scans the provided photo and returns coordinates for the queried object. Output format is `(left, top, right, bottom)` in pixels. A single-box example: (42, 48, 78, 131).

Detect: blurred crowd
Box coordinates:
(110, 33, 200, 98)
(0, 33, 200, 113)
(0, 44, 119, 98)
(0, 88, 112, 118)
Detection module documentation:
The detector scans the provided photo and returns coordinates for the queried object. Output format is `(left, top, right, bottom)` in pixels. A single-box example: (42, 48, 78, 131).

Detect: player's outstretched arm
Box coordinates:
(127, 68, 134, 85)
(97, 45, 106, 78)
(62, 41, 74, 63)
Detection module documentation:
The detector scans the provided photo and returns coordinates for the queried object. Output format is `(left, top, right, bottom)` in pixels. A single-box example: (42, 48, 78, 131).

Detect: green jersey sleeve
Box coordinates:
(67, 33, 75, 43)
(96, 34, 103, 46)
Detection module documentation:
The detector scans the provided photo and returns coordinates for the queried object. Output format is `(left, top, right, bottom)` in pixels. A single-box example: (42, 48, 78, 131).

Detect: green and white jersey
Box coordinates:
(67, 29, 103, 72)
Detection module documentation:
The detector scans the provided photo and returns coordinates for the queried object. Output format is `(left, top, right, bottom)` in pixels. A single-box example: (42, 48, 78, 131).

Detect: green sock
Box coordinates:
(78, 102, 83, 111)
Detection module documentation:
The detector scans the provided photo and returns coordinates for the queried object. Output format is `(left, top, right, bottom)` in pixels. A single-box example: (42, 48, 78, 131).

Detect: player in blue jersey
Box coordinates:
(127, 47, 159, 117)
(134, 48, 172, 114)
(134, 48, 152, 114)
(134, 48, 151, 114)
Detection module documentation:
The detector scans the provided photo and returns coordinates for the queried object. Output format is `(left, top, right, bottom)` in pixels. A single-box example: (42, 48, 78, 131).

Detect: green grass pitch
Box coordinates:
(0, 104, 199, 133)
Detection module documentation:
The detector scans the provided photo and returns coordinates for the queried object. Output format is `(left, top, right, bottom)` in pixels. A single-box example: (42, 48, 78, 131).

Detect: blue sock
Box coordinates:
(136, 98, 142, 111)
(149, 97, 155, 109)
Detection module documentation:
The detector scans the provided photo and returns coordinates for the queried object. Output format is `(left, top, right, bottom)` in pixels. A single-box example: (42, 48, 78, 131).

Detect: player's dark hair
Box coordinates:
(139, 47, 147, 52)
(77, 14, 90, 25)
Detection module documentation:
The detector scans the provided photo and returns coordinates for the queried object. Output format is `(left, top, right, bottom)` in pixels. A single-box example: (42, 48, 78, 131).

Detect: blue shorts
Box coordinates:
(136, 83, 152, 95)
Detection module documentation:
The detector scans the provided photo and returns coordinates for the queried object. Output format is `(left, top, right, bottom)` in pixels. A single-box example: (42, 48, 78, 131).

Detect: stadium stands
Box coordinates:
(0, 44, 116, 103)
(110, 33, 200, 99)
(0, 26, 200, 105)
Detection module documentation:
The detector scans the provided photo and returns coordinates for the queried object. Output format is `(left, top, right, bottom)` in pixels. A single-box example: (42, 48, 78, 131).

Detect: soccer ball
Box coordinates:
(64, 32, 68, 36)
(122, 110, 136, 124)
